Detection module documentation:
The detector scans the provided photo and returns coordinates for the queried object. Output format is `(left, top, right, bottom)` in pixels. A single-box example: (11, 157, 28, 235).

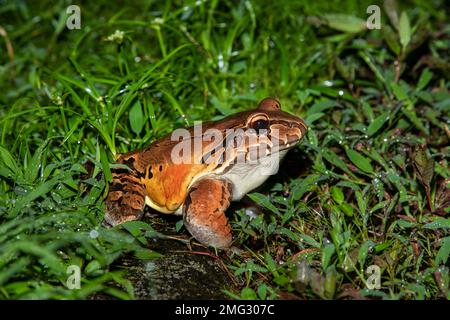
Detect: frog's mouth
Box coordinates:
(263, 121, 308, 155)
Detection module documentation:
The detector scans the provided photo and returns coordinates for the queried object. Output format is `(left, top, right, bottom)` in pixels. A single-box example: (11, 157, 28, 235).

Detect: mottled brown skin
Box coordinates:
(105, 97, 308, 248)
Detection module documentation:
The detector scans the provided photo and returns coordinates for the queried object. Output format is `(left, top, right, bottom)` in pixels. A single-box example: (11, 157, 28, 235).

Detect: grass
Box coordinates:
(0, 0, 449, 299)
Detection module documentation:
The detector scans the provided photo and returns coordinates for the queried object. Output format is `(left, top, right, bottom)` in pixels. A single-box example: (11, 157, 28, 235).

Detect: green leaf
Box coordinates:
(9, 175, 63, 217)
(383, 0, 399, 30)
(340, 203, 354, 217)
(423, 217, 450, 230)
(358, 240, 375, 268)
(257, 284, 267, 300)
(331, 186, 344, 204)
(324, 14, 366, 33)
(402, 108, 429, 135)
(367, 112, 389, 136)
(324, 265, 337, 299)
(26, 139, 50, 184)
(382, 25, 401, 55)
(85, 260, 102, 274)
(264, 252, 279, 276)
(121, 220, 154, 245)
(0, 145, 21, 177)
(247, 193, 279, 214)
(397, 219, 416, 229)
(435, 237, 450, 265)
(100, 147, 112, 183)
(299, 233, 321, 248)
(417, 68, 433, 91)
(321, 148, 354, 176)
(175, 219, 184, 232)
(322, 243, 335, 269)
(399, 11, 411, 50)
(241, 287, 257, 300)
(306, 100, 336, 116)
(129, 100, 145, 135)
(413, 147, 435, 187)
(346, 149, 374, 174)
(134, 248, 162, 260)
(391, 82, 408, 101)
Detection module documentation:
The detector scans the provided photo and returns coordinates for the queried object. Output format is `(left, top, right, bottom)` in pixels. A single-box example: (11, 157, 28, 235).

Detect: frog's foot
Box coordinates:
(104, 174, 146, 227)
(183, 178, 233, 249)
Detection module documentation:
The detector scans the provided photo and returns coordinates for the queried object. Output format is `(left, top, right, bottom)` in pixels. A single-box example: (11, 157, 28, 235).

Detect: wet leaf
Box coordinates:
(391, 82, 408, 101)
(358, 240, 376, 268)
(241, 287, 257, 300)
(417, 68, 433, 91)
(324, 14, 366, 33)
(257, 284, 267, 300)
(435, 237, 450, 265)
(134, 248, 162, 260)
(367, 112, 389, 136)
(322, 243, 335, 269)
(322, 148, 354, 176)
(399, 11, 411, 50)
(383, 0, 399, 30)
(413, 147, 435, 209)
(402, 108, 429, 135)
(85, 260, 102, 274)
(100, 147, 112, 183)
(324, 265, 337, 299)
(331, 186, 344, 204)
(423, 217, 450, 230)
(382, 25, 400, 55)
(129, 100, 145, 135)
(340, 203, 354, 217)
(0, 145, 21, 178)
(248, 193, 280, 214)
(346, 149, 374, 174)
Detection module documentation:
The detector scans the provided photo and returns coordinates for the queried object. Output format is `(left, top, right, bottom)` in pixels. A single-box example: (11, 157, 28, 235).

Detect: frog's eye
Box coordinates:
(250, 117, 270, 133)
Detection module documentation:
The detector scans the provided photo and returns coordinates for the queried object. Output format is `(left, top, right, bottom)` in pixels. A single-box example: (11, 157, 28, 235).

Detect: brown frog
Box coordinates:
(105, 97, 307, 248)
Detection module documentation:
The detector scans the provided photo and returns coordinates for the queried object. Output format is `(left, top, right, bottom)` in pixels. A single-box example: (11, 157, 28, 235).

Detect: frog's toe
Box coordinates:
(183, 178, 233, 249)
(184, 213, 232, 249)
(103, 209, 143, 227)
(104, 179, 145, 227)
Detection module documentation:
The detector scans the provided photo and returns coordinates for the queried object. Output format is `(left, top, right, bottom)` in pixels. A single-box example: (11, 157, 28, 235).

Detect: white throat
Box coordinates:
(222, 150, 288, 201)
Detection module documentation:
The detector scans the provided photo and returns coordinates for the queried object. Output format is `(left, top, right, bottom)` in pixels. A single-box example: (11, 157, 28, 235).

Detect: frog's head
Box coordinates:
(241, 97, 308, 154)
(197, 97, 308, 167)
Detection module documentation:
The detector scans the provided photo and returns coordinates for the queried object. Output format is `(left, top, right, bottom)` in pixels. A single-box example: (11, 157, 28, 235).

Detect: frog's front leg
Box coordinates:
(104, 171, 146, 226)
(183, 178, 233, 249)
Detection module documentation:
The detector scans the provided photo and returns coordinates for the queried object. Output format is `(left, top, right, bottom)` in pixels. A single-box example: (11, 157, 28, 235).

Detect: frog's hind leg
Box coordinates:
(183, 178, 233, 249)
(104, 170, 146, 227)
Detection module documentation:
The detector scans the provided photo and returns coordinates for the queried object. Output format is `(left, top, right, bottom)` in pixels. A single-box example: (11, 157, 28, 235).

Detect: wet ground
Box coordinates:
(93, 213, 235, 300)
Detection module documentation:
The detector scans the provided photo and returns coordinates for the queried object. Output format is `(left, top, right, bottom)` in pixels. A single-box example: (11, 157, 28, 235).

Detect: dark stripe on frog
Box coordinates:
(109, 183, 125, 191)
(122, 157, 136, 169)
(111, 168, 131, 175)
(112, 157, 136, 175)
(123, 189, 144, 196)
(146, 166, 153, 179)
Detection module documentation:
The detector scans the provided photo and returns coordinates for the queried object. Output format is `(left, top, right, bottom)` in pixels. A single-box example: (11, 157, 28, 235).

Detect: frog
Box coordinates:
(104, 97, 308, 249)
